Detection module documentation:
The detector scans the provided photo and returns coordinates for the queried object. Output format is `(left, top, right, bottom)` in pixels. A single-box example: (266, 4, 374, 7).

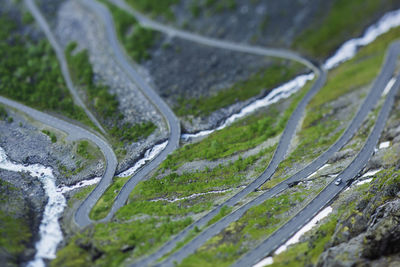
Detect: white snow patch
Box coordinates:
(253, 256, 274, 267)
(324, 9, 400, 70)
(182, 73, 315, 140)
(306, 164, 330, 179)
(361, 169, 382, 178)
(383, 78, 396, 96)
(117, 141, 168, 177)
(0, 147, 65, 267)
(275, 206, 333, 255)
(355, 178, 373, 186)
(379, 141, 390, 149)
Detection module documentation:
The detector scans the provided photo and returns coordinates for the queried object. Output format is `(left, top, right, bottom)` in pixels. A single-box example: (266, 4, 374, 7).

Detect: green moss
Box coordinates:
(68, 185, 96, 208)
(0, 106, 9, 120)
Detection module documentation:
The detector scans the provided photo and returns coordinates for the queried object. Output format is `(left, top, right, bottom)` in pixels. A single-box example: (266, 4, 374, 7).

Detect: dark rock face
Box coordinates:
(361, 199, 400, 259)
(168, 0, 334, 49)
(0, 170, 47, 266)
(318, 177, 400, 267)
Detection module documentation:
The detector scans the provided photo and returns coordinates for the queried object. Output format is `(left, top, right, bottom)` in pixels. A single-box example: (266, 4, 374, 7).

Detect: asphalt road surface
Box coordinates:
(80, 0, 181, 222)
(151, 42, 400, 267)
(0, 96, 118, 228)
(233, 48, 400, 267)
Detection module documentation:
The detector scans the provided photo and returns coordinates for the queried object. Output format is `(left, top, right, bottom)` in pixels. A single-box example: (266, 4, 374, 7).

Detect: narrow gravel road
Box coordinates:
(233, 43, 400, 267)
(26, 0, 106, 135)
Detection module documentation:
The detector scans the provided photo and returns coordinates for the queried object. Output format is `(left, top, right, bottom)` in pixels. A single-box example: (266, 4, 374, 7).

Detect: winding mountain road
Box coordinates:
(79, 0, 181, 222)
(233, 44, 400, 267)
(109, 0, 318, 73)
(26, 0, 106, 135)
(152, 41, 400, 267)
(0, 96, 118, 229)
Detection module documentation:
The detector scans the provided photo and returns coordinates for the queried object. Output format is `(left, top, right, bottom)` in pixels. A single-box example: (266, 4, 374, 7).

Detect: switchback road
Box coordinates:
(0, 96, 118, 229)
(80, 0, 181, 222)
(152, 41, 400, 267)
(233, 44, 400, 267)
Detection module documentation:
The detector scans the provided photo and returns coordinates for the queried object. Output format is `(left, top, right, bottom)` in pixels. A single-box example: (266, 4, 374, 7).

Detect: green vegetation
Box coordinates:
(190, 0, 237, 17)
(51, 217, 192, 267)
(125, 0, 179, 20)
(0, 13, 93, 127)
(101, 0, 157, 62)
(175, 62, 304, 117)
(68, 184, 96, 208)
(263, 24, 400, 190)
(179, 186, 314, 267)
(65, 42, 118, 120)
(90, 176, 130, 220)
(42, 129, 57, 143)
(294, 0, 398, 58)
(76, 140, 95, 160)
(65, 42, 156, 149)
(134, 147, 274, 202)
(207, 205, 233, 226)
(0, 180, 32, 262)
(60, 73, 312, 265)
(269, 169, 400, 266)
(58, 140, 103, 179)
(164, 82, 311, 170)
(0, 106, 9, 121)
(110, 121, 156, 143)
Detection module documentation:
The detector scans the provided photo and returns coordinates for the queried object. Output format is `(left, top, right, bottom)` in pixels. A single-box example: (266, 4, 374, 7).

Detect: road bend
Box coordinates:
(233, 46, 400, 267)
(0, 96, 117, 228)
(26, 0, 107, 135)
(151, 42, 400, 267)
(80, 0, 181, 222)
(109, 0, 318, 73)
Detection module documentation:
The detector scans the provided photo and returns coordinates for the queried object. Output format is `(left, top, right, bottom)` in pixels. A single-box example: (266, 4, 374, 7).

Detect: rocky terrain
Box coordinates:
(53, 0, 169, 172)
(142, 0, 400, 59)
(0, 106, 104, 186)
(142, 36, 306, 132)
(315, 97, 400, 267)
(0, 170, 45, 266)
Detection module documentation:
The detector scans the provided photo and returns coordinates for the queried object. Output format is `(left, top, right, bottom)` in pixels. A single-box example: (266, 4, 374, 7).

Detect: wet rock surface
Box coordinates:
(0, 107, 103, 186)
